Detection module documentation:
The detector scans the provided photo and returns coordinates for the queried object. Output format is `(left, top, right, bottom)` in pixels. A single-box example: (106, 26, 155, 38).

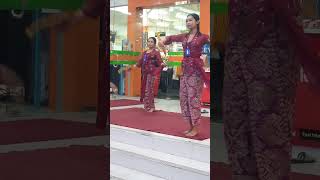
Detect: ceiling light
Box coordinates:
(174, 25, 186, 31)
(143, 9, 148, 26)
(175, 12, 187, 20)
(156, 22, 170, 27)
(110, 6, 131, 15)
(176, 7, 199, 15)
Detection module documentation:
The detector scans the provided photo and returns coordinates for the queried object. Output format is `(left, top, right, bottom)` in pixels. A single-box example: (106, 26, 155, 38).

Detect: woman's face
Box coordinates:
(186, 15, 198, 30)
(147, 38, 155, 48)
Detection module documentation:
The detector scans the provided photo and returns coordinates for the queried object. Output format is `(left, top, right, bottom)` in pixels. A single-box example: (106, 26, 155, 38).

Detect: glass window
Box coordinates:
(142, 3, 200, 52)
(110, 6, 129, 50)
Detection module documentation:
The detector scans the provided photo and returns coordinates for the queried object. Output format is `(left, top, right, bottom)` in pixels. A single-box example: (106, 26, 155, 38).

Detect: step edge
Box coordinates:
(110, 140, 210, 175)
(111, 124, 210, 147)
(111, 164, 167, 180)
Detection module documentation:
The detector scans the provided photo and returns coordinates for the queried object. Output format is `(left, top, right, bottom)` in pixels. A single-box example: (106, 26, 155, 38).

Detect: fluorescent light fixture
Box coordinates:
(146, 9, 168, 19)
(147, 10, 159, 20)
(142, 9, 148, 26)
(176, 7, 199, 15)
(147, 10, 169, 20)
(110, 6, 131, 15)
(175, 12, 187, 20)
(156, 21, 170, 27)
(147, 14, 159, 20)
(174, 25, 186, 31)
(153, 9, 168, 15)
(110, 0, 128, 7)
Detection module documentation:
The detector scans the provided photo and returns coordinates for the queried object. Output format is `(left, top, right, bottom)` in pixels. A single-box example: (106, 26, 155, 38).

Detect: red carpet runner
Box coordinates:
(0, 119, 106, 145)
(110, 108, 210, 140)
(110, 99, 142, 107)
(212, 162, 320, 180)
(0, 146, 108, 180)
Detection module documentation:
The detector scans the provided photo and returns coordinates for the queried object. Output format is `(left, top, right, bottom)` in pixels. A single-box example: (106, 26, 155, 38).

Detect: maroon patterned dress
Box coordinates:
(164, 33, 209, 126)
(137, 49, 162, 111)
(224, 1, 320, 180)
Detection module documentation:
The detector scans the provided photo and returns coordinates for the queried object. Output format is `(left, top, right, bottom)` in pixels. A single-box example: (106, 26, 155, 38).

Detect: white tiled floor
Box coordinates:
(111, 164, 166, 180)
(111, 140, 210, 172)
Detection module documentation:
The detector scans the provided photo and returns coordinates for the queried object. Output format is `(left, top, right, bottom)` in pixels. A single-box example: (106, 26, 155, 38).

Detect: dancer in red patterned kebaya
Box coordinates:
(159, 14, 209, 137)
(132, 37, 163, 112)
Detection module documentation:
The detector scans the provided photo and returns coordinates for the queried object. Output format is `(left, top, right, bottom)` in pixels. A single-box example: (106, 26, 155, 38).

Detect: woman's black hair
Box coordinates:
(148, 37, 157, 44)
(187, 13, 200, 34)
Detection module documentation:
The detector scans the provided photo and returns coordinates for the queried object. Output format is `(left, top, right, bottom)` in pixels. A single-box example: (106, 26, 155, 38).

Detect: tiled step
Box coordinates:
(110, 140, 210, 180)
(110, 164, 167, 180)
(110, 124, 210, 163)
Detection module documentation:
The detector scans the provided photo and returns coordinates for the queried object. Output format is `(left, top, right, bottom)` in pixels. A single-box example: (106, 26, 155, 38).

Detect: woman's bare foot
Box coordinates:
(186, 126, 199, 137)
(148, 108, 155, 112)
(183, 121, 193, 134)
(183, 129, 192, 134)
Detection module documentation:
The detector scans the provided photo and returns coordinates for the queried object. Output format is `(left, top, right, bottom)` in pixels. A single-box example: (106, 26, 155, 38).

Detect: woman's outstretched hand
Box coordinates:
(200, 54, 207, 61)
(158, 38, 166, 49)
(200, 54, 210, 72)
(200, 54, 208, 66)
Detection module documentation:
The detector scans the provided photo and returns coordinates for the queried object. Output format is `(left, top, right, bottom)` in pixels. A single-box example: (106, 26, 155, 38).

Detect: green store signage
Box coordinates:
(110, 61, 181, 67)
(110, 50, 140, 56)
(211, 2, 228, 15)
(110, 51, 183, 67)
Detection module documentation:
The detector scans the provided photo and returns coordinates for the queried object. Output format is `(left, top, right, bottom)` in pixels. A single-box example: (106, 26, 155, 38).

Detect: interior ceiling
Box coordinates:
(110, 0, 128, 7)
(145, 4, 200, 31)
(110, 11, 127, 26)
(147, 5, 199, 20)
(110, 3, 200, 32)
